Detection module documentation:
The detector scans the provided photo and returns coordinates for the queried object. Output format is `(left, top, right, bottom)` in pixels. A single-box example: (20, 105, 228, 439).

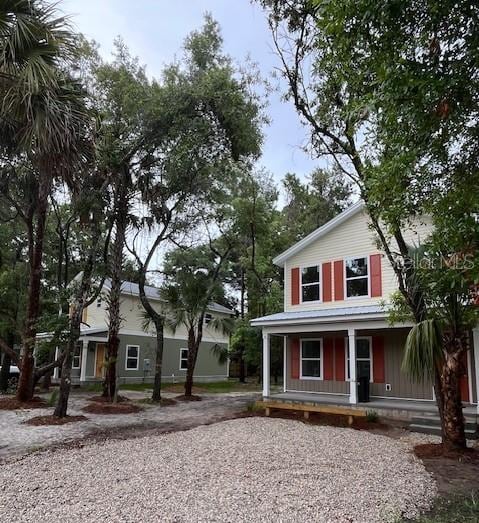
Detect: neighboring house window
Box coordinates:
(345, 337, 372, 382)
(204, 313, 213, 325)
(125, 345, 140, 370)
(179, 348, 188, 370)
(345, 257, 369, 297)
(96, 298, 102, 308)
(301, 265, 321, 302)
(300, 339, 322, 379)
(72, 343, 81, 369)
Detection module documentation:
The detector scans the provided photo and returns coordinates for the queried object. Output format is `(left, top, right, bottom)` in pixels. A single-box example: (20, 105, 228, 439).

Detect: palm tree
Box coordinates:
(0, 1, 91, 401)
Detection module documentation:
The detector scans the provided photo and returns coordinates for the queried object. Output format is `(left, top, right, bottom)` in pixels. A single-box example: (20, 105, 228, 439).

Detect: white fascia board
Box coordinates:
(273, 201, 364, 267)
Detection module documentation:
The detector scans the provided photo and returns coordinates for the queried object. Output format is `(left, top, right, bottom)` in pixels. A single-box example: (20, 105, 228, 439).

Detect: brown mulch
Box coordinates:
(260, 409, 390, 431)
(175, 394, 202, 402)
(414, 443, 479, 462)
(82, 402, 143, 415)
(0, 396, 47, 410)
(413, 443, 479, 496)
(24, 415, 88, 426)
(89, 395, 130, 403)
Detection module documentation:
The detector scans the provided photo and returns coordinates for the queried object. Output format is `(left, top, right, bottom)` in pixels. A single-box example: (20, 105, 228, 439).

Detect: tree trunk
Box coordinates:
(16, 173, 52, 402)
(151, 320, 164, 402)
(54, 336, 75, 417)
(184, 328, 201, 397)
(0, 353, 11, 392)
(104, 176, 128, 401)
(439, 350, 467, 450)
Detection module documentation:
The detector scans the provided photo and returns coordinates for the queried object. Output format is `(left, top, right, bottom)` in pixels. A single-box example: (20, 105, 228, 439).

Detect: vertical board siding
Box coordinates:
(291, 267, 300, 305)
(322, 262, 332, 302)
(333, 260, 344, 301)
(370, 254, 383, 297)
(372, 336, 385, 383)
(285, 331, 434, 400)
(323, 338, 334, 380)
(291, 338, 300, 379)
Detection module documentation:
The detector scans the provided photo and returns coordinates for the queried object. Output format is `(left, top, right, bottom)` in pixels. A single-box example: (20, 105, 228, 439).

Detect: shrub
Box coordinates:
(366, 410, 379, 423)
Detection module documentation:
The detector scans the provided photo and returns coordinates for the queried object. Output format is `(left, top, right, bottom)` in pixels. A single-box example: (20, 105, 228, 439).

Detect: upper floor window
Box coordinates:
(345, 257, 369, 297)
(72, 343, 82, 369)
(204, 313, 213, 325)
(301, 265, 320, 302)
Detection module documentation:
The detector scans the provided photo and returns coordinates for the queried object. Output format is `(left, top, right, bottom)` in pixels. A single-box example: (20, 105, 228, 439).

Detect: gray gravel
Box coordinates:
(0, 418, 436, 522)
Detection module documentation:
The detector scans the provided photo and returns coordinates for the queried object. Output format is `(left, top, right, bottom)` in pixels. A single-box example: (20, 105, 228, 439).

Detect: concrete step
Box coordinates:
(410, 423, 478, 439)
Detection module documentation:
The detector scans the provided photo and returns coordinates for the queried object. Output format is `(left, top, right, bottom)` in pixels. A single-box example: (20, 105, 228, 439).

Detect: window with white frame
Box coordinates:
(72, 343, 82, 369)
(345, 257, 369, 298)
(346, 337, 372, 381)
(204, 313, 213, 325)
(300, 339, 322, 379)
(179, 348, 188, 370)
(125, 345, 140, 370)
(301, 265, 321, 302)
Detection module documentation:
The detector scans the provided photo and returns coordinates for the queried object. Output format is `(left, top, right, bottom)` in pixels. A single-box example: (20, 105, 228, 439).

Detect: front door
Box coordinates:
(95, 343, 106, 378)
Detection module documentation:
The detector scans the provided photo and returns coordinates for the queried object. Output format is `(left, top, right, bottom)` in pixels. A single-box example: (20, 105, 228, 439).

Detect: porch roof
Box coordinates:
(251, 305, 387, 327)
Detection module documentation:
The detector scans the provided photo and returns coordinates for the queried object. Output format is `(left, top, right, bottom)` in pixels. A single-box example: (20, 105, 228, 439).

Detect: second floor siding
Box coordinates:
(283, 208, 432, 312)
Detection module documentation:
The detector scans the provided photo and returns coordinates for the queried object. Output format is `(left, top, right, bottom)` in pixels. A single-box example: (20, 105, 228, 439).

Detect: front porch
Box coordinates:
(266, 391, 479, 420)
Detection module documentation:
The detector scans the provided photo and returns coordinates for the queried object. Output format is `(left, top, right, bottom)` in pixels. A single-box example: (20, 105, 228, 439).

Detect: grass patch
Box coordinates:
(119, 383, 153, 392)
(47, 389, 59, 407)
(405, 492, 479, 522)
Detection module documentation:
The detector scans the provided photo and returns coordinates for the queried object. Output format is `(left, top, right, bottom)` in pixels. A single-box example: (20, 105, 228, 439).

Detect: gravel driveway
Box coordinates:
(0, 418, 436, 522)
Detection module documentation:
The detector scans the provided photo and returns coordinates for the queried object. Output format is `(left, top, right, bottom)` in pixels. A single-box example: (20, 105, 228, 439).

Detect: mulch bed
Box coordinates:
(82, 402, 143, 415)
(414, 443, 479, 463)
(0, 396, 47, 410)
(260, 409, 390, 431)
(175, 394, 202, 402)
(24, 415, 88, 426)
(89, 395, 130, 403)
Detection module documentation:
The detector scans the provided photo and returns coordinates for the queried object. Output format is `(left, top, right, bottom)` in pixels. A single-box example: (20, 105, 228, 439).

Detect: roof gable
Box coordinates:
(273, 201, 364, 267)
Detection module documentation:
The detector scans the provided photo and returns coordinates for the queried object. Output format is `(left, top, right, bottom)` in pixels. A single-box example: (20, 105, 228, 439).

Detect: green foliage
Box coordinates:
(365, 410, 378, 423)
(402, 492, 479, 523)
(403, 320, 443, 382)
(48, 389, 59, 407)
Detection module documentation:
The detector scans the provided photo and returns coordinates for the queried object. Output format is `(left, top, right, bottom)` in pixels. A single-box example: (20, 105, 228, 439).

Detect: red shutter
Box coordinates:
(370, 254, 382, 297)
(323, 338, 334, 380)
(291, 267, 300, 305)
(334, 338, 345, 381)
(291, 338, 300, 379)
(322, 262, 332, 302)
(333, 260, 344, 301)
(372, 336, 385, 383)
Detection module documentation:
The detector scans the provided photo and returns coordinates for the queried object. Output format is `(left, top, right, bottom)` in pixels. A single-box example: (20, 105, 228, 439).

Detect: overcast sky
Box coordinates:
(60, 0, 318, 185)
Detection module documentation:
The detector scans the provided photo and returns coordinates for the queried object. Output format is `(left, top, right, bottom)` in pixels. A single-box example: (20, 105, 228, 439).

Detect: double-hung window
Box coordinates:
(300, 339, 322, 379)
(179, 348, 188, 370)
(125, 345, 140, 370)
(72, 343, 81, 369)
(345, 257, 369, 298)
(301, 265, 321, 302)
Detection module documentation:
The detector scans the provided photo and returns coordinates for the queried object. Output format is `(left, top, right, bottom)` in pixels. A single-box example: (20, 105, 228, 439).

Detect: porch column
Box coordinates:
(53, 347, 59, 379)
(348, 328, 357, 404)
(80, 339, 89, 383)
(283, 336, 287, 393)
(262, 332, 270, 398)
(473, 328, 479, 413)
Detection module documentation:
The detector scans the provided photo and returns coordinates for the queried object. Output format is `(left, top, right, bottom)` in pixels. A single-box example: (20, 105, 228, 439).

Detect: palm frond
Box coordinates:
(210, 343, 229, 365)
(402, 319, 444, 381)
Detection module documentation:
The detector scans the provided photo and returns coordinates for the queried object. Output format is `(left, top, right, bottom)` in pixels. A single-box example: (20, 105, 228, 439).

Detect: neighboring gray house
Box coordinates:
(49, 279, 233, 385)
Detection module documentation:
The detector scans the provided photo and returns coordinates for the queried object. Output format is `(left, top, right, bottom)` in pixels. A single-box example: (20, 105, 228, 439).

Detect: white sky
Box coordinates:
(60, 0, 318, 185)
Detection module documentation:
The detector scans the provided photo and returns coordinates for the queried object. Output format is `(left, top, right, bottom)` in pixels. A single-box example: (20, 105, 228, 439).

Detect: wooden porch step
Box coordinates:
(256, 400, 367, 424)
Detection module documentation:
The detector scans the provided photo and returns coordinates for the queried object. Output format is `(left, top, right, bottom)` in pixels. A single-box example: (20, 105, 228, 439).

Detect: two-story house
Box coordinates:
(252, 201, 479, 418)
(50, 279, 233, 385)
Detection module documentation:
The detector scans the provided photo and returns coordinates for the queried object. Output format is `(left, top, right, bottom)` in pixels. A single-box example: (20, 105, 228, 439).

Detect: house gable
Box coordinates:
(283, 206, 432, 312)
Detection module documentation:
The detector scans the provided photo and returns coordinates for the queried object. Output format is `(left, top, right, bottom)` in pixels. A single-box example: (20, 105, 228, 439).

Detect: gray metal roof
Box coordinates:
(251, 305, 386, 326)
(102, 278, 234, 315)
